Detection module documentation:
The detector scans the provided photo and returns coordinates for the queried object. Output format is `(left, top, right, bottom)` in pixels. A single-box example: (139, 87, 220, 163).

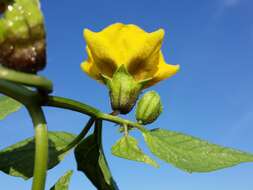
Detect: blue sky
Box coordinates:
(1, 0, 253, 189)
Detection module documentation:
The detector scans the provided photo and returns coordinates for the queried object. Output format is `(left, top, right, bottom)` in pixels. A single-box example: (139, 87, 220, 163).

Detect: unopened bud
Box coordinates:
(0, 0, 46, 73)
(135, 91, 162, 125)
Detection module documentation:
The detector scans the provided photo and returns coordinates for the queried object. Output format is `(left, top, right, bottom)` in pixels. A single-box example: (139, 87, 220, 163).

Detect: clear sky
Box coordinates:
(1, 0, 253, 189)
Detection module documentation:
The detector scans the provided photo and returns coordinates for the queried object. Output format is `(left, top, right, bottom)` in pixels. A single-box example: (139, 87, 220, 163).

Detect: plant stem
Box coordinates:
(45, 96, 101, 117)
(28, 105, 48, 190)
(45, 95, 147, 132)
(123, 124, 128, 136)
(0, 80, 146, 132)
(0, 76, 49, 190)
(99, 113, 147, 133)
(0, 80, 145, 132)
(0, 79, 40, 106)
(58, 117, 95, 154)
(94, 119, 103, 145)
(0, 66, 53, 93)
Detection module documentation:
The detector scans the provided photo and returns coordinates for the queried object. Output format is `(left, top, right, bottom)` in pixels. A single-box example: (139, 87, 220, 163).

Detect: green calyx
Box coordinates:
(103, 65, 143, 114)
(135, 91, 162, 125)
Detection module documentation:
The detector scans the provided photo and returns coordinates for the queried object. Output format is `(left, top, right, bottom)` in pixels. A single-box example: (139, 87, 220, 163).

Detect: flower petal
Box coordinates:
(81, 23, 179, 87)
(102, 23, 150, 65)
(81, 61, 101, 80)
(83, 29, 117, 77)
(80, 47, 104, 83)
(99, 22, 125, 39)
(127, 29, 165, 81)
(144, 52, 180, 88)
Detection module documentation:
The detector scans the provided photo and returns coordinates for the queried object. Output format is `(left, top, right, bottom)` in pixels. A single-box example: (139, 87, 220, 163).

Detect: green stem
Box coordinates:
(0, 79, 41, 106)
(28, 105, 48, 190)
(0, 80, 146, 132)
(0, 80, 145, 132)
(45, 96, 101, 117)
(44, 95, 147, 132)
(123, 124, 128, 136)
(0, 74, 49, 190)
(94, 119, 103, 145)
(0, 66, 53, 93)
(99, 113, 147, 132)
(58, 117, 95, 154)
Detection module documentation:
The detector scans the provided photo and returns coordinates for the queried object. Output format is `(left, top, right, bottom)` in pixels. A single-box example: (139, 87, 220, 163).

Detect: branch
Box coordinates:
(44, 95, 146, 132)
(0, 65, 53, 93)
(58, 117, 95, 154)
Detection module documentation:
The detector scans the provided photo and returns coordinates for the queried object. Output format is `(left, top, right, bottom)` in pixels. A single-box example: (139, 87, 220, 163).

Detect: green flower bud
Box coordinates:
(135, 91, 162, 125)
(0, 0, 46, 73)
(103, 65, 143, 114)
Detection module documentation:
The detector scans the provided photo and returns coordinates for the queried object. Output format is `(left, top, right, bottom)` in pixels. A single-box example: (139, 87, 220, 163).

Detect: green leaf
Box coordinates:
(75, 134, 119, 190)
(50, 170, 73, 190)
(0, 131, 76, 179)
(143, 128, 253, 173)
(111, 135, 159, 168)
(0, 95, 22, 120)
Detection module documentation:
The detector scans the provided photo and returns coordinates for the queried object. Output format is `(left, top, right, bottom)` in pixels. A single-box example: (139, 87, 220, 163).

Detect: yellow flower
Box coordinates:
(81, 23, 179, 88)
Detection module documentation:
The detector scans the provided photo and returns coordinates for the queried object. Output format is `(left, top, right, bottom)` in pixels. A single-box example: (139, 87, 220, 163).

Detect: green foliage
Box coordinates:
(0, 1, 251, 190)
(75, 132, 119, 190)
(0, 95, 22, 120)
(143, 128, 253, 173)
(112, 135, 159, 168)
(50, 170, 73, 190)
(0, 131, 76, 179)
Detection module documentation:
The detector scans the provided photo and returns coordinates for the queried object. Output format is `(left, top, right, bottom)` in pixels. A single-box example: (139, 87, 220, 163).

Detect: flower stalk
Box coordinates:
(58, 117, 95, 154)
(0, 66, 53, 93)
(44, 95, 147, 133)
(27, 105, 48, 190)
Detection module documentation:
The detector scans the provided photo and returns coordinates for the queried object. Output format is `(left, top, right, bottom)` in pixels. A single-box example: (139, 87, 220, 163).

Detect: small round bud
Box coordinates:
(104, 65, 142, 114)
(135, 91, 162, 125)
